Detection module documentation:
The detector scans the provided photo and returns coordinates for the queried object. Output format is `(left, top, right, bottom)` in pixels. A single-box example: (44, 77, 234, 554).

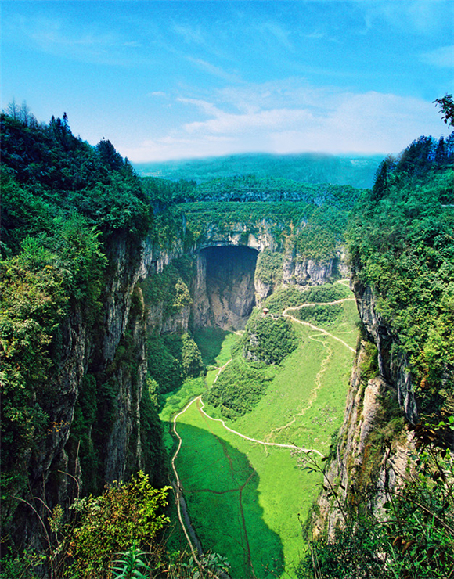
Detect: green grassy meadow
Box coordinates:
(161, 284, 359, 578)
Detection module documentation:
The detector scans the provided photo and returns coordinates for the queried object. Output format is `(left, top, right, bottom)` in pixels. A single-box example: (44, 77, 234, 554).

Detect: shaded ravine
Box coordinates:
(170, 398, 204, 558)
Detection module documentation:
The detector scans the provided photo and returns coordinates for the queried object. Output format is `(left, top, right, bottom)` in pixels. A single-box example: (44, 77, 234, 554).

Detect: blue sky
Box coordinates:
(1, 0, 453, 161)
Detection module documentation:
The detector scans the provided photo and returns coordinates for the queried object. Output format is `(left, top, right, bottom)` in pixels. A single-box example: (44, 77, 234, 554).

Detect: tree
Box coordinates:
(434, 94, 454, 127)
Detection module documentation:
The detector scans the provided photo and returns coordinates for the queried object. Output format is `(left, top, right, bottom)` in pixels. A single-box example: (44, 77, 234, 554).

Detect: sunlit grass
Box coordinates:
(162, 293, 359, 578)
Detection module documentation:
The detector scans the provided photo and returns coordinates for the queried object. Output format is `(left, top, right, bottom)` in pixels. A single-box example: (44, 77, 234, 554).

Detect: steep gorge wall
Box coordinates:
(11, 235, 163, 550)
(312, 277, 417, 537)
(141, 217, 347, 335)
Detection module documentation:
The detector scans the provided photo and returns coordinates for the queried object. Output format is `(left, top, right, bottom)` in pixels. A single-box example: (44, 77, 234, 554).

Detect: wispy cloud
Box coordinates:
(186, 57, 241, 83)
(256, 21, 293, 50)
(173, 23, 205, 45)
(5, 13, 146, 67)
(362, 0, 452, 35)
(421, 45, 454, 68)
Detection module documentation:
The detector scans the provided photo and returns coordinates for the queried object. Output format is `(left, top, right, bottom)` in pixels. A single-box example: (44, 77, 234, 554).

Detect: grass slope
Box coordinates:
(162, 285, 358, 577)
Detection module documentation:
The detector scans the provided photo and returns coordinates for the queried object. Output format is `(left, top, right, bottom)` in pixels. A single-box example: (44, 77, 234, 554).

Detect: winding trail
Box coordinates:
(170, 398, 203, 558)
(197, 397, 324, 457)
(170, 291, 356, 571)
(213, 359, 232, 384)
(283, 299, 356, 353)
(265, 341, 333, 442)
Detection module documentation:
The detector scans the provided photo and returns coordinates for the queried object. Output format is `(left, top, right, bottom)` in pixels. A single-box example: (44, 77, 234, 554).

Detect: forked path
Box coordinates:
(197, 397, 324, 456)
(283, 299, 356, 353)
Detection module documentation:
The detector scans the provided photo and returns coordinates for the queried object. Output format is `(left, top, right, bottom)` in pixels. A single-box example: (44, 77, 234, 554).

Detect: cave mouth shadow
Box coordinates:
(199, 245, 259, 331)
(175, 420, 285, 579)
(192, 327, 231, 367)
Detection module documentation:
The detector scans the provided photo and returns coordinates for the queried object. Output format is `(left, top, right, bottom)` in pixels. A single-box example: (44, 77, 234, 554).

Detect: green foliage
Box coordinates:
(295, 206, 348, 262)
(1, 113, 151, 245)
(146, 331, 204, 396)
(111, 542, 150, 579)
(181, 333, 204, 378)
(205, 357, 273, 419)
(135, 152, 381, 189)
(67, 472, 170, 578)
(359, 341, 379, 382)
(139, 379, 165, 485)
(255, 248, 283, 286)
(142, 176, 197, 204)
(140, 256, 195, 314)
(0, 243, 69, 506)
(305, 282, 351, 303)
(298, 439, 454, 579)
(348, 138, 454, 417)
(261, 286, 310, 315)
(434, 94, 454, 127)
(294, 304, 343, 326)
(259, 282, 349, 317)
(147, 334, 184, 394)
(244, 315, 298, 365)
(192, 327, 229, 366)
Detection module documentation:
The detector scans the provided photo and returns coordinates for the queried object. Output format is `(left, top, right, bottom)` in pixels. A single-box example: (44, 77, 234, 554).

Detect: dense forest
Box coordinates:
(1, 99, 454, 578)
(135, 152, 382, 189)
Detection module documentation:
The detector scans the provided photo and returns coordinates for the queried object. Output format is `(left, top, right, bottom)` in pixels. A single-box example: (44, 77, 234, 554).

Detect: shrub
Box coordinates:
(66, 472, 170, 578)
(244, 315, 298, 365)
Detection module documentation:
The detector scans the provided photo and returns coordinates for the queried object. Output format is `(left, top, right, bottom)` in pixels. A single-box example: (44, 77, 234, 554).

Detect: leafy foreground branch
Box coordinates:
(296, 421, 454, 579)
(1, 471, 231, 579)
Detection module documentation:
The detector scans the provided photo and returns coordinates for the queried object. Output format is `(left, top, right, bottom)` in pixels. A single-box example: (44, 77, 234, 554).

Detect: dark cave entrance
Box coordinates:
(196, 245, 259, 330)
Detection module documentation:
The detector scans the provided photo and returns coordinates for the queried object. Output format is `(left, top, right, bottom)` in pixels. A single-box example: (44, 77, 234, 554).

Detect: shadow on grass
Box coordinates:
(176, 422, 285, 579)
(193, 327, 230, 366)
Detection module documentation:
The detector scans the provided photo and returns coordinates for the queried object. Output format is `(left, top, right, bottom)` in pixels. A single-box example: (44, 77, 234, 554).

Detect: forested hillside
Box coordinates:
(299, 131, 454, 579)
(135, 152, 382, 189)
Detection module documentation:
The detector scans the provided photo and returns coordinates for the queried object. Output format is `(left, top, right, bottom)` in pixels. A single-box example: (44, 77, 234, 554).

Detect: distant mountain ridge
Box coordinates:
(134, 152, 383, 189)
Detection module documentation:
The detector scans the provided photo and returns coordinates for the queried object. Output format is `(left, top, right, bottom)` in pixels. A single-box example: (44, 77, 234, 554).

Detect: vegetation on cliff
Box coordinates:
(300, 126, 454, 578)
(349, 132, 454, 418)
(1, 111, 167, 573)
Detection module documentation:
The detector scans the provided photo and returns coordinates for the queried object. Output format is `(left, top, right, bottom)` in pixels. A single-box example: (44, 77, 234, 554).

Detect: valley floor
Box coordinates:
(161, 286, 358, 578)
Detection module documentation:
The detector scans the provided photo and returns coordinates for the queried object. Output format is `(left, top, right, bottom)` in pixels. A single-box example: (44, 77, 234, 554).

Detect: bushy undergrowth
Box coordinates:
(147, 332, 204, 395)
(205, 358, 273, 419)
(255, 248, 284, 286)
(259, 282, 349, 317)
(244, 314, 298, 364)
(294, 304, 343, 326)
(348, 134, 454, 417)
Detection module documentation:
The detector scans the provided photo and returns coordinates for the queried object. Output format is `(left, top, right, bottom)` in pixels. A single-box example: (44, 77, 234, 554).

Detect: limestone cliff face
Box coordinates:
(14, 235, 154, 549)
(312, 279, 417, 537)
(283, 255, 337, 286)
(313, 341, 415, 538)
(353, 279, 417, 423)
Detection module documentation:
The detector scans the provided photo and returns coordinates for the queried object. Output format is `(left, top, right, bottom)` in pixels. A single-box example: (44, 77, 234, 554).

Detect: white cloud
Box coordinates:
(256, 21, 293, 50)
(362, 0, 452, 35)
(124, 84, 447, 161)
(173, 23, 205, 45)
